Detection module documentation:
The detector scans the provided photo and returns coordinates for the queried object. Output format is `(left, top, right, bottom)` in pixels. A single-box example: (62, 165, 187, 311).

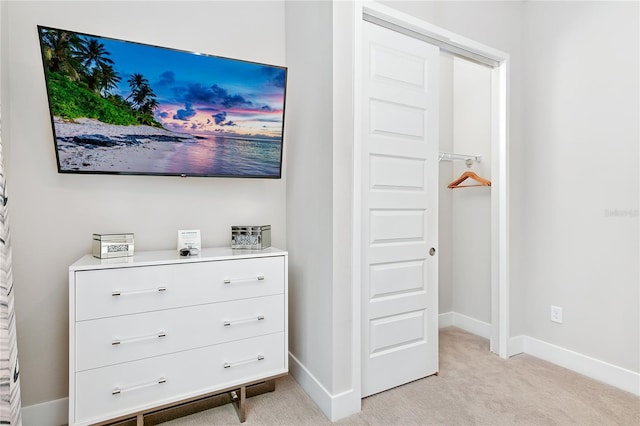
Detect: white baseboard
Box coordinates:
(508, 335, 525, 357)
(439, 311, 491, 339)
(21, 397, 67, 426)
(438, 311, 454, 328)
(523, 336, 640, 396)
(288, 352, 360, 421)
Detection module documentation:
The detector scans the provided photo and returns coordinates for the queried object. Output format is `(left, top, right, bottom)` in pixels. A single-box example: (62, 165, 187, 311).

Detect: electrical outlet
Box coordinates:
(551, 305, 563, 324)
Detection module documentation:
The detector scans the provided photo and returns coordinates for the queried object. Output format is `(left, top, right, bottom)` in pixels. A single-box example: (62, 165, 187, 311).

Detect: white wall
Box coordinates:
(284, 0, 334, 392)
(331, 0, 357, 399)
(3, 0, 287, 408)
(284, 0, 359, 418)
(522, 1, 639, 373)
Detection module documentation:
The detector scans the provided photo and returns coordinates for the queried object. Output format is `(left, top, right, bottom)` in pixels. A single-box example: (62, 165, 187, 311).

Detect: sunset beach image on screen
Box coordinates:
(37, 26, 287, 178)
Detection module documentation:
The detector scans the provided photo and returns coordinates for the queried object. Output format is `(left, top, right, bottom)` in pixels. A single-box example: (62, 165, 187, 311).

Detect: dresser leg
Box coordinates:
(231, 386, 247, 423)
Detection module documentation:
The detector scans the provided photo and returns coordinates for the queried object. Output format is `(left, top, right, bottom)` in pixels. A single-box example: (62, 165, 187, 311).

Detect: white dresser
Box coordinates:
(68, 247, 288, 426)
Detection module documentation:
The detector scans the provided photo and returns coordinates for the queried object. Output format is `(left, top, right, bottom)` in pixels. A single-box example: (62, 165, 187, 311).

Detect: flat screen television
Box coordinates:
(37, 25, 287, 178)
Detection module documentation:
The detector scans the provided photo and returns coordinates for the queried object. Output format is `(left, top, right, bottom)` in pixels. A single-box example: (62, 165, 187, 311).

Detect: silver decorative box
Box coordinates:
(92, 233, 135, 259)
(231, 225, 271, 250)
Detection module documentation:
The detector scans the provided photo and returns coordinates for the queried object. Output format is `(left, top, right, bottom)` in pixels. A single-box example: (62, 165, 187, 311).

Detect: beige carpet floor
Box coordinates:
(161, 327, 640, 425)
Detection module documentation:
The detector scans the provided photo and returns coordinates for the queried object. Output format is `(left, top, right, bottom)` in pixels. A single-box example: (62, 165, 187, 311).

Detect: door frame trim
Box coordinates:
(352, 3, 511, 398)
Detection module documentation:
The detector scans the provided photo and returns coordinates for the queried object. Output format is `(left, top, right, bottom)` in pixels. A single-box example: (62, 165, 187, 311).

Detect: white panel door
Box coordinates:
(361, 21, 439, 397)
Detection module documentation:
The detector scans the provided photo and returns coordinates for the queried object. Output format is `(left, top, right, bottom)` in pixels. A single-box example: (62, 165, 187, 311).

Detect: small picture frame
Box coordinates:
(177, 229, 201, 256)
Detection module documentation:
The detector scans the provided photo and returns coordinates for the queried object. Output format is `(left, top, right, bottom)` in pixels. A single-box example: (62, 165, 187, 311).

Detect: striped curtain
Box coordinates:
(0, 112, 22, 425)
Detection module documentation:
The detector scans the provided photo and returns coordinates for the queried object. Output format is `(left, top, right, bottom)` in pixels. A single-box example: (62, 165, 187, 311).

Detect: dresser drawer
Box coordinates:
(75, 294, 284, 371)
(74, 332, 285, 425)
(75, 256, 284, 320)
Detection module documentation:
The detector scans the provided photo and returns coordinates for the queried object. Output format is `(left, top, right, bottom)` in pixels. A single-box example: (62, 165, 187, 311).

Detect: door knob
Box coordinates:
(429, 247, 436, 256)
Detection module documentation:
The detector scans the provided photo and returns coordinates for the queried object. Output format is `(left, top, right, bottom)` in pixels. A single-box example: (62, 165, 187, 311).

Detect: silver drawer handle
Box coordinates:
(223, 275, 265, 284)
(112, 331, 166, 346)
(112, 287, 167, 296)
(223, 354, 264, 369)
(112, 377, 166, 395)
(223, 315, 265, 327)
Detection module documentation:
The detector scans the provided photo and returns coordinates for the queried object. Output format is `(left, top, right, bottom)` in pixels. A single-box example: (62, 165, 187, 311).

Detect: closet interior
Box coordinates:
(438, 53, 493, 342)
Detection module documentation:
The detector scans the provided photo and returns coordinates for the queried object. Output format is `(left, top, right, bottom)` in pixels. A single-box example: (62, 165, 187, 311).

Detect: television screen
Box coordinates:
(37, 26, 287, 178)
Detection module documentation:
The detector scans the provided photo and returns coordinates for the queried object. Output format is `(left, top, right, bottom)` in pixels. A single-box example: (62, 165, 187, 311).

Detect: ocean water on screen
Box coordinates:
(168, 134, 282, 177)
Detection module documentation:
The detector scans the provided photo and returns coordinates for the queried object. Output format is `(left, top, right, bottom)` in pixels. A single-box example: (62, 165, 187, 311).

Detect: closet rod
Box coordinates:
(438, 152, 481, 167)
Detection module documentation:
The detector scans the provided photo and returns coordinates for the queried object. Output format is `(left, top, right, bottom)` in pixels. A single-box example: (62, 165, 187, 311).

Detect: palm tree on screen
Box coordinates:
(76, 38, 115, 92)
(127, 73, 158, 113)
(96, 64, 121, 97)
(40, 28, 83, 81)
